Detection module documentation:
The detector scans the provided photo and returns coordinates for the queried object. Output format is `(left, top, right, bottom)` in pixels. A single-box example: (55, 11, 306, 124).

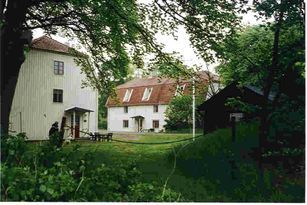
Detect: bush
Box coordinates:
(1, 133, 182, 202)
(98, 118, 107, 129)
(1, 133, 28, 165)
(49, 132, 63, 148)
(170, 122, 304, 202)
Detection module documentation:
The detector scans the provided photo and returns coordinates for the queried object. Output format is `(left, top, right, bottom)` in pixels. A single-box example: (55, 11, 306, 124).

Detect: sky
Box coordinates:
(33, 6, 260, 74)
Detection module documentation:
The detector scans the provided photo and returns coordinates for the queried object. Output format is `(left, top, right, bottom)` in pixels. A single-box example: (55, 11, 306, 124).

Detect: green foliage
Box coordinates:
(164, 95, 193, 130)
(172, 122, 304, 202)
(48, 132, 63, 148)
(225, 97, 259, 114)
(269, 95, 305, 147)
(217, 24, 304, 87)
(0, 134, 182, 202)
(1, 133, 27, 165)
(98, 118, 108, 130)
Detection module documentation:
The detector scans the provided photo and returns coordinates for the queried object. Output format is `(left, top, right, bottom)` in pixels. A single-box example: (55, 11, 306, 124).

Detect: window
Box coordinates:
(142, 87, 153, 101)
(153, 105, 158, 113)
(124, 106, 128, 113)
(123, 120, 129, 128)
(54, 61, 64, 75)
(123, 89, 133, 102)
(53, 89, 63, 103)
(153, 120, 159, 129)
(175, 84, 186, 96)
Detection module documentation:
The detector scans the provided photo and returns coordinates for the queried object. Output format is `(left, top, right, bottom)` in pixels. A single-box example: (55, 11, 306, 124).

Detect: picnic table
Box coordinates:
(140, 128, 154, 133)
(90, 132, 113, 142)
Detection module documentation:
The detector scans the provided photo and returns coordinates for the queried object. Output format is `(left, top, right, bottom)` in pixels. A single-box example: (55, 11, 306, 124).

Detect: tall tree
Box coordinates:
(1, 0, 240, 134)
(249, 0, 304, 155)
(215, 1, 304, 170)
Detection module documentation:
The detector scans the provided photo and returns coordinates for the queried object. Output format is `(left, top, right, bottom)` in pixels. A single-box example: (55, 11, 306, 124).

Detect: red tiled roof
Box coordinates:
(106, 72, 218, 107)
(31, 35, 74, 54)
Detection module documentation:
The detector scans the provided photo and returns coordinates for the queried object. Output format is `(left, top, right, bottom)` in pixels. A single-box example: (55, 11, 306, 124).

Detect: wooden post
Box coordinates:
(231, 116, 236, 142)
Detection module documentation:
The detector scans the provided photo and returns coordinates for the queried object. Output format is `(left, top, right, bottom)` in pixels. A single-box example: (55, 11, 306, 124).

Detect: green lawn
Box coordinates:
(63, 133, 203, 200)
(59, 124, 304, 202)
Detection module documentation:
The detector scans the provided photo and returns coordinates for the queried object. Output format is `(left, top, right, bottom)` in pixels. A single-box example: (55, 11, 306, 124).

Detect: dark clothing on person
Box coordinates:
(49, 122, 59, 137)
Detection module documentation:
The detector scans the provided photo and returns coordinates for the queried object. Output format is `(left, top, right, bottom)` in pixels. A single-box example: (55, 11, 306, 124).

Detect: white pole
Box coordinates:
(192, 76, 195, 141)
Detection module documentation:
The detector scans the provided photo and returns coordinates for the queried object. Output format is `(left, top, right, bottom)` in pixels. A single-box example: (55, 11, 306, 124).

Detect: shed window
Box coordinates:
(153, 120, 159, 129)
(123, 120, 129, 128)
(124, 106, 128, 113)
(153, 105, 158, 113)
(54, 61, 64, 75)
(123, 89, 133, 102)
(142, 87, 153, 101)
(53, 89, 63, 103)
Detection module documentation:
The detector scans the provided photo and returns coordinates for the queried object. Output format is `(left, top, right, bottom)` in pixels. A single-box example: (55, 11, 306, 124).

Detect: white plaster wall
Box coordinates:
(9, 49, 98, 140)
(107, 105, 167, 132)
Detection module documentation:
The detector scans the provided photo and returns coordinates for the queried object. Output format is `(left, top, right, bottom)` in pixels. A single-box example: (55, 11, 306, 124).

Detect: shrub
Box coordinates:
(49, 132, 63, 148)
(170, 122, 304, 202)
(1, 133, 28, 165)
(98, 118, 107, 129)
(1, 133, 182, 202)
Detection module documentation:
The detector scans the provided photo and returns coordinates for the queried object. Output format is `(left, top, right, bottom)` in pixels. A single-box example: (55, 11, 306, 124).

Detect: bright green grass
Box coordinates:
(62, 133, 202, 200)
(32, 123, 303, 202)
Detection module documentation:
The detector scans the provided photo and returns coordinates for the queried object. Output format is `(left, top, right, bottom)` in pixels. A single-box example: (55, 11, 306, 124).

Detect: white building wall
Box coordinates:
(107, 105, 168, 132)
(9, 49, 98, 140)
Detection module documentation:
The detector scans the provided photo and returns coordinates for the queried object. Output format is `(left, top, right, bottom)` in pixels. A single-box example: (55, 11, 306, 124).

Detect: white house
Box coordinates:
(9, 36, 98, 140)
(106, 72, 217, 132)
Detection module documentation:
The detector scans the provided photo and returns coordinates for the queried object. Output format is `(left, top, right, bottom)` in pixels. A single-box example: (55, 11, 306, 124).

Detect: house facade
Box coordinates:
(9, 36, 98, 140)
(106, 72, 215, 132)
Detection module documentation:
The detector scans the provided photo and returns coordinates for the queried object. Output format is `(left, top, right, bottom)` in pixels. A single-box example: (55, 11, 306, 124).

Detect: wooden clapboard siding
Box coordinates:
(9, 48, 98, 140)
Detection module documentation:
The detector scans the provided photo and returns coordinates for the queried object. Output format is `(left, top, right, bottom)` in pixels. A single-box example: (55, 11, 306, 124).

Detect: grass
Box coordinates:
(33, 123, 304, 202)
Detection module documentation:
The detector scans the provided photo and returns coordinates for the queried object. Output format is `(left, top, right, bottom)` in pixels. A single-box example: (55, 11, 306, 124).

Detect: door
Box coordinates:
(139, 119, 143, 131)
(137, 118, 143, 132)
(75, 115, 80, 138)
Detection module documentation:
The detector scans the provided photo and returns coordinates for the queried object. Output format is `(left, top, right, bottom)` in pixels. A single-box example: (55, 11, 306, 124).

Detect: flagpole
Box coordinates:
(192, 76, 195, 141)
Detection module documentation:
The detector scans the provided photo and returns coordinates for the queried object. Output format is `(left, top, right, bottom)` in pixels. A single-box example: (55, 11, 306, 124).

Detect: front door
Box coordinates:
(75, 115, 80, 138)
(137, 118, 143, 132)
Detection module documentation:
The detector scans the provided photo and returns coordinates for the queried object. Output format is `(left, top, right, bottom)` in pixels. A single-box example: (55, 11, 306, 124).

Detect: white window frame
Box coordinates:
(175, 84, 186, 96)
(123, 89, 133, 102)
(142, 87, 153, 101)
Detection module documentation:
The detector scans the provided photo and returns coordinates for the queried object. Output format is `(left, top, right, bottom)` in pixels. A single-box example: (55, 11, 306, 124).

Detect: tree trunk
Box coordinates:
(259, 6, 284, 163)
(1, 0, 31, 134)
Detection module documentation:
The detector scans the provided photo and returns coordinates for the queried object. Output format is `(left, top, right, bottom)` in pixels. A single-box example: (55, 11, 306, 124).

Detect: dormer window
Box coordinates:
(175, 84, 186, 96)
(123, 89, 133, 102)
(142, 87, 153, 101)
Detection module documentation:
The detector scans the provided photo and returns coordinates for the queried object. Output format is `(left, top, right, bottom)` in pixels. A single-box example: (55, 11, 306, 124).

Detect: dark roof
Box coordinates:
(131, 115, 145, 118)
(198, 83, 276, 111)
(65, 107, 94, 113)
(244, 85, 275, 101)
